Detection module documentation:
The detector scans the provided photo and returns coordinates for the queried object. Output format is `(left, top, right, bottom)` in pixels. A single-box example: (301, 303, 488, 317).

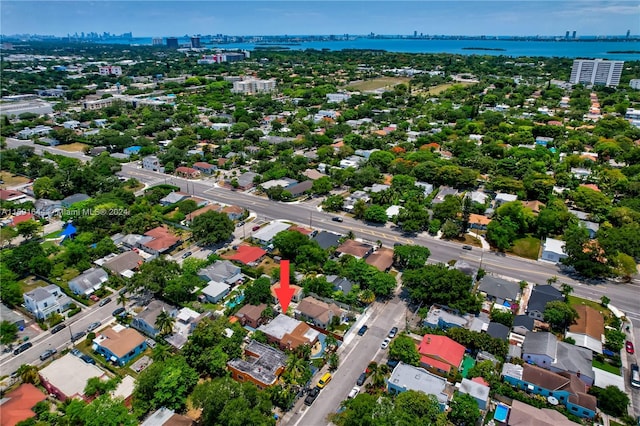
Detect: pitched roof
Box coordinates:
(96, 326, 146, 358)
(418, 334, 465, 372)
(186, 204, 222, 221)
(486, 322, 510, 340)
(336, 239, 373, 258)
(68, 267, 108, 293)
(235, 303, 267, 323)
(312, 231, 342, 249)
(365, 248, 394, 271)
(478, 276, 520, 301)
(522, 332, 557, 357)
(295, 296, 342, 325)
(508, 400, 580, 426)
(468, 213, 492, 226)
(527, 285, 563, 313)
(0, 384, 47, 426)
(568, 305, 604, 340)
(224, 245, 266, 265)
(143, 226, 180, 252)
(135, 300, 176, 328)
(102, 251, 144, 274)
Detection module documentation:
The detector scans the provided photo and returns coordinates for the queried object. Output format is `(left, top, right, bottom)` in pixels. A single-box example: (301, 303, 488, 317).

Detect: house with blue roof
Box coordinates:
(123, 146, 142, 156)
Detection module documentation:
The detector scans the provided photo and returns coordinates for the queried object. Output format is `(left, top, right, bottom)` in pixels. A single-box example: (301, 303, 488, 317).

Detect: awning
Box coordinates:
(110, 356, 117, 362)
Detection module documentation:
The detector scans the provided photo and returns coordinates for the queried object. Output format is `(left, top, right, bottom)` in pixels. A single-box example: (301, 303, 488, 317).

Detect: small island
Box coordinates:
(606, 50, 640, 54)
(462, 47, 507, 51)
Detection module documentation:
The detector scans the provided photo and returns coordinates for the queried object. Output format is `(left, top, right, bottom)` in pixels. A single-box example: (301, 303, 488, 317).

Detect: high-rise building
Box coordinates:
(569, 59, 624, 87)
(190, 36, 201, 48)
(565, 31, 570, 39)
(152, 37, 163, 46)
(166, 37, 179, 49)
(572, 31, 577, 39)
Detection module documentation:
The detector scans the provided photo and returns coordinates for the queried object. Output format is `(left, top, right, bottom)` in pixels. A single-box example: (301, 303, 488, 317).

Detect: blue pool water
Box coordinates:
(226, 294, 245, 309)
(494, 404, 509, 423)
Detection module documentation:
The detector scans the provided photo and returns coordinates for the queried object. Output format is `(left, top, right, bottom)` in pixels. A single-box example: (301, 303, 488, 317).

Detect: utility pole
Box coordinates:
(309, 211, 313, 228)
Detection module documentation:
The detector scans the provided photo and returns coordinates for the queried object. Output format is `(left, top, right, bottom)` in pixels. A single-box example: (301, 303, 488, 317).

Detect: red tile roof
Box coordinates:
(0, 189, 24, 201)
(418, 334, 466, 373)
(143, 226, 181, 252)
(176, 166, 199, 174)
(0, 383, 47, 426)
(193, 162, 215, 169)
(11, 213, 34, 226)
(225, 245, 266, 265)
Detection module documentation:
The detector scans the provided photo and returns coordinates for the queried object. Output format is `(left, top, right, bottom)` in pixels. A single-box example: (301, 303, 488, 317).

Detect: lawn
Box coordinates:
(255, 257, 279, 276)
(460, 355, 476, 378)
(567, 295, 611, 318)
(416, 82, 475, 96)
(0, 171, 30, 187)
(55, 142, 89, 152)
(509, 237, 541, 260)
(19, 276, 50, 294)
(346, 77, 410, 92)
(592, 358, 621, 375)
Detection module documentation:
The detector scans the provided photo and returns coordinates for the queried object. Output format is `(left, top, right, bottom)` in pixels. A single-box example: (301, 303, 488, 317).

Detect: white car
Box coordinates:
(348, 386, 360, 399)
(381, 338, 391, 349)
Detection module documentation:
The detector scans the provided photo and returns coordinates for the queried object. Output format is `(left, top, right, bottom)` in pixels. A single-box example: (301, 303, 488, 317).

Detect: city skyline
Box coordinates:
(1, 1, 639, 38)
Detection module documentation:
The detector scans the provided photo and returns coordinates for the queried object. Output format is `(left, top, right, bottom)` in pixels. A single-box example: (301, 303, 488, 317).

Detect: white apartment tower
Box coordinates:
(231, 79, 277, 94)
(569, 59, 624, 87)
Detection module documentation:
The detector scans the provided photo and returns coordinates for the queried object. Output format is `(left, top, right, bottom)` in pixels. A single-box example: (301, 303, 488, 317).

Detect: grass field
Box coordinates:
(346, 77, 410, 92)
(593, 359, 621, 375)
(568, 295, 611, 318)
(56, 143, 88, 152)
(414, 82, 475, 96)
(0, 171, 30, 187)
(19, 276, 50, 294)
(509, 237, 541, 260)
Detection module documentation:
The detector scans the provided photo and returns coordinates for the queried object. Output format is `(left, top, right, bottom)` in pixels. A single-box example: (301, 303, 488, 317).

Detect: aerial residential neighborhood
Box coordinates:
(0, 12, 639, 426)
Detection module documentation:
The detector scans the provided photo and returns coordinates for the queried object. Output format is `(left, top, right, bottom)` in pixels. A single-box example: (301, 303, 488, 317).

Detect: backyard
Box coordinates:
(508, 237, 541, 260)
(0, 171, 30, 187)
(346, 76, 411, 92)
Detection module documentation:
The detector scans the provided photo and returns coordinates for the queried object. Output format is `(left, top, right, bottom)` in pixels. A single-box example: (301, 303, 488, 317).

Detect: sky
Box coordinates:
(1, 1, 639, 37)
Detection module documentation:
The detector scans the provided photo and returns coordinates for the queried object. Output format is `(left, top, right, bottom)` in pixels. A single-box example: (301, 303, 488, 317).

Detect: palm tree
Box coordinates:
(17, 364, 40, 385)
(152, 343, 171, 362)
(295, 343, 311, 361)
(324, 335, 338, 353)
(327, 352, 339, 371)
(155, 310, 175, 336)
(371, 363, 390, 389)
(560, 283, 573, 300)
(358, 289, 376, 305)
(284, 354, 307, 385)
(117, 292, 127, 310)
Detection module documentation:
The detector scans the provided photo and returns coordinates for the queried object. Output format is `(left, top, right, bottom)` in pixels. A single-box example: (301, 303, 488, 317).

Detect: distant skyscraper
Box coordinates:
(572, 31, 577, 39)
(190, 36, 201, 48)
(166, 37, 179, 49)
(565, 31, 570, 39)
(414, 30, 417, 37)
(570, 59, 624, 87)
(627, 29, 631, 39)
(152, 37, 163, 46)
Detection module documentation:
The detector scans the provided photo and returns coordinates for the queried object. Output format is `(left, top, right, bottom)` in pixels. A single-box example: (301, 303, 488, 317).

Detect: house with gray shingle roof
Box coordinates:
(68, 267, 108, 296)
(477, 276, 520, 305)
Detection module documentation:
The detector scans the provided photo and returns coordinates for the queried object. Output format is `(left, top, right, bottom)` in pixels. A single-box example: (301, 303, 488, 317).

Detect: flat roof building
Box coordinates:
(40, 354, 107, 401)
(227, 340, 288, 389)
(569, 59, 624, 87)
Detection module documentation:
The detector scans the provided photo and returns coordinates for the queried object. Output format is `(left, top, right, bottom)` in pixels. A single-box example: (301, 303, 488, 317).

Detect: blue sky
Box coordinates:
(2, 1, 639, 37)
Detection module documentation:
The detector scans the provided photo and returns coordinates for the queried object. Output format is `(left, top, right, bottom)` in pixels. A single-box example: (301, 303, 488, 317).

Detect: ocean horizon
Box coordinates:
(102, 37, 640, 60)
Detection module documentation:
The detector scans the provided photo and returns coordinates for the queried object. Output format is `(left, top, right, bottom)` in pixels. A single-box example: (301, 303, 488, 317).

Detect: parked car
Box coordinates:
(182, 251, 192, 259)
(13, 342, 32, 355)
(112, 307, 125, 316)
(388, 327, 398, 338)
(387, 359, 399, 369)
(317, 372, 332, 389)
(252, 225, 261, 231)
(626, 340, 635, 354)
(71, 331, 86, 342)
(356, 372, 367, 386)
(236, 221, 245, 228)
(87, 321, 101, 332)
(50, 323, 66, 334)
(99, 297, 112, 307)
(462, 245, 473, 250)
(332, 216, 343, 222)
(348, 386, 360, 399)
(40, 348, 57, 361)
(145, 338, 157, 349)
(357, 325, 368, 336)
(381, 338, 391, 349)
(304, 387, 320, 406)
(70, 348, 82, 357)
(80, 354, 96, 365)
(89, 294, 100, 302)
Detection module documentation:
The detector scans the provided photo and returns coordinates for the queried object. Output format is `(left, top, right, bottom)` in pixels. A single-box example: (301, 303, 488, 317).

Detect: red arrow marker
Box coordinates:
(274, 260, 295, 314)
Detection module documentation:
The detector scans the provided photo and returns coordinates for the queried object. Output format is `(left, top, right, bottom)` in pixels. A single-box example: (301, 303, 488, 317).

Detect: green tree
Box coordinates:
(393, 244, 431, 269)
(133, 355, 198, 413)
(273, 230, 311, 260)
(364, 205, 389, 223)
(353, 199, 367, 220)
(80, 395, 137, 426)
(543, 301, 579, 331)
(16, 220, 42, 240)
(448, 393, 481, 426)
(155, 310, 176, 336)
(17, 364, 40, 385)
(311, 176, 333, 195)
(191, 210, 234, 246)
(490, 309, 514, 327)
(244, 277, 273, 305)
(604, 328, 626, 352)
(388, 334, 420, 366)
(322, 195, 345, 212)
(0, 320, 18, 345)
(0, 279, 22, 308)
(560, 283, 573, 299)
(591, 385, 630, 417)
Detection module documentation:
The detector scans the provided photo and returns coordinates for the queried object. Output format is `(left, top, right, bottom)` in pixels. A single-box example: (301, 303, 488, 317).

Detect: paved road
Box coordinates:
(287, 294, 409, 426)
(5, 138, 91, 163)
(0, 297, 120, 374)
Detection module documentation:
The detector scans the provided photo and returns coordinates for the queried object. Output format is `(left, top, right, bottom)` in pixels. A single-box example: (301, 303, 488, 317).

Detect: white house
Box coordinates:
(142, 155, 164, 173)
(540, 238, 567, 263)
(68, 267, 109, 296)
(23, 285, 72, 320)
(201, 281, 230, 303)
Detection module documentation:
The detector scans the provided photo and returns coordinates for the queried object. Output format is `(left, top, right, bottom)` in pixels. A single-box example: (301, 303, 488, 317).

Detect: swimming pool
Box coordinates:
(226, 294, 245, 309)
(494, 404, 509, 423)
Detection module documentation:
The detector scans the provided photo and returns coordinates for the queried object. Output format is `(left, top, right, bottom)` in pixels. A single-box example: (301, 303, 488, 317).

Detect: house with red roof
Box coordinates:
(192, 161, 217, 174)
(185, 204, 223, 223)
(0, 189, 26, 202)
(0, 383, 47, 426)
(142, 226, 181, 255)
(10, 213, 35, 227)
(224, 245, 266, 265)
(417, 334, 466, 376)
(175, 166, 201, 179)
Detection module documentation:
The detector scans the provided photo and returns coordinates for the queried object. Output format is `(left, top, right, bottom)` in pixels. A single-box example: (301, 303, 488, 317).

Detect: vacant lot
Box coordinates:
(347, 77, 410, 92)
(0, 171, 30, 187)
(416, 82, 475, 96)
(56, 143, 88, 152)
(509, 237, 540, 260)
